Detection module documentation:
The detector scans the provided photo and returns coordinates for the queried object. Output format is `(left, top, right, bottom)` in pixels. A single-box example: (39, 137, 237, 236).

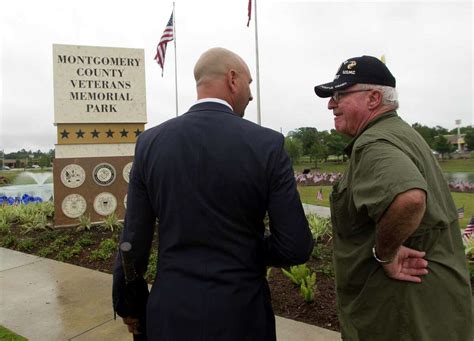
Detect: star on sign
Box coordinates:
(60, 129, 70, 139)
(76, 129, 85, 138)
(134, 128, 142, 137)
(91, 129, 100, 138)
(106, 129, 115, 138)
(120, 129, 129, 137)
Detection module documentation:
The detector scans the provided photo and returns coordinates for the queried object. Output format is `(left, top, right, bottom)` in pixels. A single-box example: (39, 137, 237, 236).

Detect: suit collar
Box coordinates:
(187, 101, 236, 115)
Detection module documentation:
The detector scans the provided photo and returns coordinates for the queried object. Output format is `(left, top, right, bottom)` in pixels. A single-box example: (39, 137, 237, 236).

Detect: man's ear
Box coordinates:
(367, 90, 382, 110)
(227, 69, 238, 94)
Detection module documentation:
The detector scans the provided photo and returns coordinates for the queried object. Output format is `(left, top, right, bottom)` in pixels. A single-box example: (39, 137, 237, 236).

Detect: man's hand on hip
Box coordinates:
(382, 245, 429, 283)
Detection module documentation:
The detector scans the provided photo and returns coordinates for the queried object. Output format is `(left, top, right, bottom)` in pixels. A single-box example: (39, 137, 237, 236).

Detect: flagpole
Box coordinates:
(173, 2, 179, 117)
(254, 0, 261, 125)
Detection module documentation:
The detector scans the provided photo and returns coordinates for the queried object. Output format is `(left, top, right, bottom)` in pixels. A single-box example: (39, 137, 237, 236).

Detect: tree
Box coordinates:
(284, 137, 303, 164)
(309, 143, 328, 168)
(412, 123, 436, 147)
(288, 127, 319, 155)
(464, 129, 474, 151)
(326, 130, 350, 161)
(433, 135, 456, 159)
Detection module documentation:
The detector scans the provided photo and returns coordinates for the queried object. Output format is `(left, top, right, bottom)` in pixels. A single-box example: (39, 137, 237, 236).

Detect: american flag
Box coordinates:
(463, 216, 474, 240)
(316, 188, 323, 201)
(247, 0, 252, 27)
(155, 12, 174, 76)
(458, 206, 465, 219)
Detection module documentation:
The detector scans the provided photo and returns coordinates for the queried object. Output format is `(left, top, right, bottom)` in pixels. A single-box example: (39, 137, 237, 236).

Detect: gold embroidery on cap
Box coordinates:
(347, 61, 357, 70)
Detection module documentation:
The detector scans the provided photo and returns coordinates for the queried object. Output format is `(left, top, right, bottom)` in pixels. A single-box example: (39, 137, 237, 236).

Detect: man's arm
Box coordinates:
(112, 138, 155, 334)
(264, 136, 314, 267)
(352, 141, 430, 282)
(375, 188, 429, 282)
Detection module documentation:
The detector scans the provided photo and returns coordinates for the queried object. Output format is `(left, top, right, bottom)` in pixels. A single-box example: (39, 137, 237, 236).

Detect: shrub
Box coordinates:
(90, 238, 118, 261)
(101, 213, 123, 232)
(311, 243, 332, 261)
(306, 214, 332, 242)
(20, 213, 48, 234)
(76, 232, 95, 247)
(38, 202, 54, 218)
(76, 214, 92, 231)
(282, 264, 317, 303)
(464, 237, 474, 258)
(56, 243, 82, 262)
(0, 215, 10, 233)
(299, 272, 317, 303)
(266, 267, 272, 281)
(17, 238, 36, 252)
(145, 248, 158, 281)
(282, 264, 311, 286)
(0, 233, 16, 248)
(38, 247, 54, 257)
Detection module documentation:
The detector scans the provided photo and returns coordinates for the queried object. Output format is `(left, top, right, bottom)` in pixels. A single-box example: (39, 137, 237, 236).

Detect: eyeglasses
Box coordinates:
(331, 89, 372, 103)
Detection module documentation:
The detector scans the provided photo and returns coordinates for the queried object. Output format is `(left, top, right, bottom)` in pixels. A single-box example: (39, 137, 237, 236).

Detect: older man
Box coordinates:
(314, 56, 472, 340)
(113, 47, 313, 340)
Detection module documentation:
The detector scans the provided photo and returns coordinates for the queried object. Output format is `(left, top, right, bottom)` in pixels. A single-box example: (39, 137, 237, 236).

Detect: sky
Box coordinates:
(1, 0, 472, 153)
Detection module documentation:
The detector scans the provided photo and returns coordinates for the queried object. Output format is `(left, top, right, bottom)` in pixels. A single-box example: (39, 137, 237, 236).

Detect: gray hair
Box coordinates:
(357, 83, 399, 109)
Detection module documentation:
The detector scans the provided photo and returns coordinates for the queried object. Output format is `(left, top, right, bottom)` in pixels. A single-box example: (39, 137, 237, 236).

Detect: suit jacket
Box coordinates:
(113, 102, 313, 340)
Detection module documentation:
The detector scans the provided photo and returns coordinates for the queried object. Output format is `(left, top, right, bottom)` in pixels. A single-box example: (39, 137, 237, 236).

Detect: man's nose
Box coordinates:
(328, 97, 337, 109)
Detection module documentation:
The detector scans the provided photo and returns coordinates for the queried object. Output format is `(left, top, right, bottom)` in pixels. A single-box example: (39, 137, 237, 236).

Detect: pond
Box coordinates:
(444, 172, 474, 183)
(1, 171, 472, 202)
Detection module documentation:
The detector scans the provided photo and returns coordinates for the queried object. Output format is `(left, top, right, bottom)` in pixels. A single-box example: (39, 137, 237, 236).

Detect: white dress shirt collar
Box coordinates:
(195, 98, 233, 111)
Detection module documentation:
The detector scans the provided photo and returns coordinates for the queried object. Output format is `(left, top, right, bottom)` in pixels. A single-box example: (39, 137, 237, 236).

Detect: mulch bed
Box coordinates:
(269, 258, 339, 331)
(4, 224, 473, 334)
(1, 224, 341, 331)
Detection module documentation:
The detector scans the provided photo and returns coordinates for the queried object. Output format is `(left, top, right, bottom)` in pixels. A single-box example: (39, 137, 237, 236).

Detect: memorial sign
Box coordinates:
(53, 44, 146, 227)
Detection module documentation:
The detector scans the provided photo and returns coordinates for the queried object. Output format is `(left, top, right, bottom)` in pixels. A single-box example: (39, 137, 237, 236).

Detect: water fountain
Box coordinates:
(0, 171, 54, 201)
(14, 171, 53, 185)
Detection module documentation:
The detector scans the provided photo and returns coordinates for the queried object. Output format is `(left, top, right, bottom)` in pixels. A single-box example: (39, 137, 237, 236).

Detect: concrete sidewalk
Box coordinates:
(0, 247, 340, 340)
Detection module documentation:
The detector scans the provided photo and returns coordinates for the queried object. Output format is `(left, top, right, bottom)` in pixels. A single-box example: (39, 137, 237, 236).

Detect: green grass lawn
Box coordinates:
(298, 186, 473, 227)
(437, 159, 474, 173)
(0, 325, 28, 341)
(293, 158, 474, 174)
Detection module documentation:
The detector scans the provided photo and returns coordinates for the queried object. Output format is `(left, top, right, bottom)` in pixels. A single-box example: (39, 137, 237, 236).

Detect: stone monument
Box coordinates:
(52, 44, 146, 227)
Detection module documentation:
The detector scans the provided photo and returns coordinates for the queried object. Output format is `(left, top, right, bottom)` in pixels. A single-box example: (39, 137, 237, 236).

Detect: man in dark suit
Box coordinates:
(113, 47, 313, 340)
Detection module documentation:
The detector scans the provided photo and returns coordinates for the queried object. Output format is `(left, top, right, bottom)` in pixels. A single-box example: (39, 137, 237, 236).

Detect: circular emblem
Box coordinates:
(93, 192, 117, 216)
(124, 194, 128, 209)
(123, 162, 133, 183)
(60, 164, 86, 188)
(61, 194, 87, 218)
(93, 163, 116, 186)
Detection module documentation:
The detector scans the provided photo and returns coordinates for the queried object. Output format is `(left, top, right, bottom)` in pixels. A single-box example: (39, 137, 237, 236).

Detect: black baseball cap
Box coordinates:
(314, 55, 396, 98)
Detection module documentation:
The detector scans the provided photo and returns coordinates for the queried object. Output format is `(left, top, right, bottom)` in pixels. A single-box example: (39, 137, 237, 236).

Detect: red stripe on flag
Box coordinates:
(247, 0, 252, 27)
(155, 12, 174, 76)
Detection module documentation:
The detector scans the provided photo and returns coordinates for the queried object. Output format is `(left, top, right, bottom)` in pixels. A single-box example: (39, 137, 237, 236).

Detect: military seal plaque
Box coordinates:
(60, 164, 86, 188)
(93, 163, 116, 186)
(124, 194, 128, 209)
(123, 162, 133, 183)
(93, 192, 117, 216)
(61, 193, 87, 218)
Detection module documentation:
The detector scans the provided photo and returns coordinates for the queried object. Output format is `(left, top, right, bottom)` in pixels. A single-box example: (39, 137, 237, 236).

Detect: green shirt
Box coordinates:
(330, 111, 472, 341)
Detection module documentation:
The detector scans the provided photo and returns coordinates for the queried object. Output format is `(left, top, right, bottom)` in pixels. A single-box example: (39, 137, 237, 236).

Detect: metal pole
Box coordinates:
(455, 119, 461, 152)
(254, 0, 261, 125)
(173, 2, 179, 117)
(457, 126, 461, 152)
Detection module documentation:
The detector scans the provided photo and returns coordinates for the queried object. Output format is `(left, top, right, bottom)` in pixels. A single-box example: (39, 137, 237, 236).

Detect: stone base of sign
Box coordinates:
(53, 156, 133, 227)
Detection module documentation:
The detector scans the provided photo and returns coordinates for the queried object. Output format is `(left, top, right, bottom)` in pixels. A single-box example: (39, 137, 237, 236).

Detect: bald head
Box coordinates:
(194, 47, 248, 86)
(193, 47, 253, 117)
